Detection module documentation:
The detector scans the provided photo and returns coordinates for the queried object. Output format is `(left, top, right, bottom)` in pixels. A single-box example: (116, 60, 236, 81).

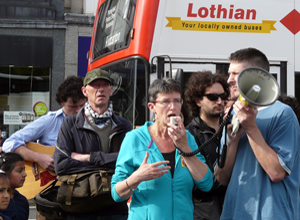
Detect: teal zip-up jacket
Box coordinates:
(111, 122, 213, 220)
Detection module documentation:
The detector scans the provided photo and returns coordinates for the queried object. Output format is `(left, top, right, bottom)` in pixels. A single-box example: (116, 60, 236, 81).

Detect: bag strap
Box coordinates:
(100, 170, 113, 192)
(40, 179, 58, 195)
(111, 132, 120, 153)
(65, 174, 77, 205)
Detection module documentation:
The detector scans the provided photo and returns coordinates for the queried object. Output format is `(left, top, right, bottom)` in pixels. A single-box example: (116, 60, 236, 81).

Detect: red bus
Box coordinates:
(88, 0, 300, 127)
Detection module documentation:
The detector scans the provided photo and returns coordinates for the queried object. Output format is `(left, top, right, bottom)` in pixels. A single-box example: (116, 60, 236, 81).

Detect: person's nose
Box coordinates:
(227, 74, 235, 84)
(216, 97, 222, 103)
(75, 106, 81, 113)
(4, 191, 9, 198)
(169, 101, 176, 109)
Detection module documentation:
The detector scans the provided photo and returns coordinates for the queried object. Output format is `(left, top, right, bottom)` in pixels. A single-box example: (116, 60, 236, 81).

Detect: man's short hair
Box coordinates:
(229, 47, 270, 72)
(185, 71, 230, 116)
(55, 76, 86, 105)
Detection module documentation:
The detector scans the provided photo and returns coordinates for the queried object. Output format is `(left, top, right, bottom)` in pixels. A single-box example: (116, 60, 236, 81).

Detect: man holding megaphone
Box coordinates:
(216, 48, 300, 220)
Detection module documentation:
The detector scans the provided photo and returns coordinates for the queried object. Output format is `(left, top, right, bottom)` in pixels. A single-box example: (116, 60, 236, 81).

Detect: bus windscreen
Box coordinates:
(92, 0, 136, 60)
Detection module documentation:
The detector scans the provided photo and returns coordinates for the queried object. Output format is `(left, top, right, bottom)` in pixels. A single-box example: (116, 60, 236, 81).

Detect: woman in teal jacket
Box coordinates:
(111, 78, 213, 220)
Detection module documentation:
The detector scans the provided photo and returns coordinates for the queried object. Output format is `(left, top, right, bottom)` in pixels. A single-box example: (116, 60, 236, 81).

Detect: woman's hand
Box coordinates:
(133, 151, 170, 183)
(115, 151, 170, 199)
(167, 118, 190, 152)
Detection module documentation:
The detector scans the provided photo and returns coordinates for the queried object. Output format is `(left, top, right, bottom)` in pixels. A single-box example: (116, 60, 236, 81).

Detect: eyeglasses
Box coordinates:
(203, 93, 227, 101)
(151, 98, 183, 107)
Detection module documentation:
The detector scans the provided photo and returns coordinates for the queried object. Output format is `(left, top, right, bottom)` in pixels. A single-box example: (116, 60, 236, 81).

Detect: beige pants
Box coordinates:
(36, 211, 47, 220)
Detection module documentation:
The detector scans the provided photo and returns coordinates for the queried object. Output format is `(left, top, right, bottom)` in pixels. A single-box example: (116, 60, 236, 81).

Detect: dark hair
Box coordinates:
(55, 76, 86, 105)
(0, 152, 24, 176)
(229, 48, 270, 72)
(278, 94, 300, 124)
(185, 71, 230, 116)
(0, 172, 9, 184)
(148, 78, 181, 102)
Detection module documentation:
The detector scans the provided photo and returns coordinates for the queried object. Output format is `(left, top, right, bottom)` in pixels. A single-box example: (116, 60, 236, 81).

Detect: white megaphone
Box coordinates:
(231, 67, 280, 136)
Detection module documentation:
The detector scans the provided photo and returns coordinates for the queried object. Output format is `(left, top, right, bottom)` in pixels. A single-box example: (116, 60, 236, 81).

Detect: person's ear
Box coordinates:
(148, 102, 156, 114)
(195, 98, 201, 108)
(81, 86, 88, 98)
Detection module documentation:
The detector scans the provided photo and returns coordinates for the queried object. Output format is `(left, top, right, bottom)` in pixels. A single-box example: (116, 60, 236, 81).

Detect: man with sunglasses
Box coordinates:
(185, 71, 230, 220)
(216, 48, 300, 220)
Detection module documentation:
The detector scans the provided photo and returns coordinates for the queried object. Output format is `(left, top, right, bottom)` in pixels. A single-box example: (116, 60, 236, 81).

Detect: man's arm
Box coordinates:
(216, 124, 241, 186)
(70, 151, 118, 167)
(14, 146, 54, 172)
(2, 115, 57, 172)
(54, 116, 107, 175)
(216, 132, 240, 186)
(234, 101, 286, 182)
(71, 119, 132, 167)
(245, 124, 286, 182)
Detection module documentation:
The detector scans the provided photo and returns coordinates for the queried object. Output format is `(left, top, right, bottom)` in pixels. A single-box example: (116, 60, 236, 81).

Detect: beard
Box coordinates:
(207, 112, 222, 119)
(205, 106, 223, 119)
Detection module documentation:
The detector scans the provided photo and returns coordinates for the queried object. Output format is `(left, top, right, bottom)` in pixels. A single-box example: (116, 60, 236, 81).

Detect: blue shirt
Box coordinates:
(221, 101, 300, 220)
(3, 109, 65, 152)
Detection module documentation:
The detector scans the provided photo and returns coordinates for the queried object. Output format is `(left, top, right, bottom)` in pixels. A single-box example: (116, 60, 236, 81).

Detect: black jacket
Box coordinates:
(54, 108, 132, 175)
(53, 108, 132, 216)
(186, 116, 226, 220)
(186, 116, 220, 171)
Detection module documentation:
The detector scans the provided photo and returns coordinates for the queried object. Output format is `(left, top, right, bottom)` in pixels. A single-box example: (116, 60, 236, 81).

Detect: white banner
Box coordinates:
(3, 111, 35, 125)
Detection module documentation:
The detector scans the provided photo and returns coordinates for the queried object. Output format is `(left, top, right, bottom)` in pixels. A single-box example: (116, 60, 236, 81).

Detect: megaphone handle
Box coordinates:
(231, 114, 239, 137)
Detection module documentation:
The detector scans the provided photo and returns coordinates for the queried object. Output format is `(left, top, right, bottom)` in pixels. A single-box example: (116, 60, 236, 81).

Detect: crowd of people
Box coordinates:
(0, 47, 299, 220)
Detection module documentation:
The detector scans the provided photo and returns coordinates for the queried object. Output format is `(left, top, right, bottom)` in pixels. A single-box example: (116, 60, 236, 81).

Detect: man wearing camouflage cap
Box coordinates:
(54, 68, 132, 220)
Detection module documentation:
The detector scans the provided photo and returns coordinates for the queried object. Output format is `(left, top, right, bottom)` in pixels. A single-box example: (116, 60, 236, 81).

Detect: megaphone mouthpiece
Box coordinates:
(245, 85, 261, 104)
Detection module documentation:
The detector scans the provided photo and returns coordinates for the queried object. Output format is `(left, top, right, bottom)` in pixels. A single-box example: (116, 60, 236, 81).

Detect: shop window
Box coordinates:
(0, 65, 50, 137)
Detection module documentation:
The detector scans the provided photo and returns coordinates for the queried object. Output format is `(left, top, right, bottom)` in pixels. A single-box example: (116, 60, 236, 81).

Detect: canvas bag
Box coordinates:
(34, 179, 66, 219)
(57, 169, 116, 214)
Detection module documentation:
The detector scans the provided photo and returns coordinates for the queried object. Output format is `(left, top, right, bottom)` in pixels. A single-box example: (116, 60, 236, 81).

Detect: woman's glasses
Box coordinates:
(203, 93, 227, 101)
(151, 98, 183, 107)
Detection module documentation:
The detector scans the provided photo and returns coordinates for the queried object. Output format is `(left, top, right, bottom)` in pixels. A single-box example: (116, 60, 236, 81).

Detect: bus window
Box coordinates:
(93, 0, 136, 60)
(102, 58, 148, 127)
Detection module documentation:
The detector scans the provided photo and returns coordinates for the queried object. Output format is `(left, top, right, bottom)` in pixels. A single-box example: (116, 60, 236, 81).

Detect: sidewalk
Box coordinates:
(29, 199, 37, 220)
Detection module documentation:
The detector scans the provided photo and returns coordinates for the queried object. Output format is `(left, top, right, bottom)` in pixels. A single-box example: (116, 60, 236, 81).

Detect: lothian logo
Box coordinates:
(280, 9, 300, 35)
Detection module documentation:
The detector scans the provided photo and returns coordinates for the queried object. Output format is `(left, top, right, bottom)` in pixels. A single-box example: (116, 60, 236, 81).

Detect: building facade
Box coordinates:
(0, 0, 96, 138)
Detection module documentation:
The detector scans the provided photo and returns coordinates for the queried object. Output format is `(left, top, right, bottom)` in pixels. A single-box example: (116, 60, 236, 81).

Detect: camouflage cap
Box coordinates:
(84, 69, 111, 86)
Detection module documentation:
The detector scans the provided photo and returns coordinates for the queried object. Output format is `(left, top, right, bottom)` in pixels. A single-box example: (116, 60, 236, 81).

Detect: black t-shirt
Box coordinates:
(162, 150, 176, 178)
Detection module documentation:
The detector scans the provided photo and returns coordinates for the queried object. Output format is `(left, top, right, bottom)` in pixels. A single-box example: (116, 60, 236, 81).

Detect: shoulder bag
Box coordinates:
(57, 169, 116, 214)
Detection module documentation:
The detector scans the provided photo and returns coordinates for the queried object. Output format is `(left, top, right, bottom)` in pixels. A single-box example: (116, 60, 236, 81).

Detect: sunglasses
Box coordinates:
(203, 93, 227, 101)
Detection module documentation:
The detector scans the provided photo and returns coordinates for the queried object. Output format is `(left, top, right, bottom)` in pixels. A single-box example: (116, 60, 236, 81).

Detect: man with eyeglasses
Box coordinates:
(216, 48, 300, 220)
(185, 71, 230, 220)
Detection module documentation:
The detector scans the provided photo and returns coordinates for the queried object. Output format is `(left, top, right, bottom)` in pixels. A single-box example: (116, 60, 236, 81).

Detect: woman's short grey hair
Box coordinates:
(148, 78, 181, 102)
